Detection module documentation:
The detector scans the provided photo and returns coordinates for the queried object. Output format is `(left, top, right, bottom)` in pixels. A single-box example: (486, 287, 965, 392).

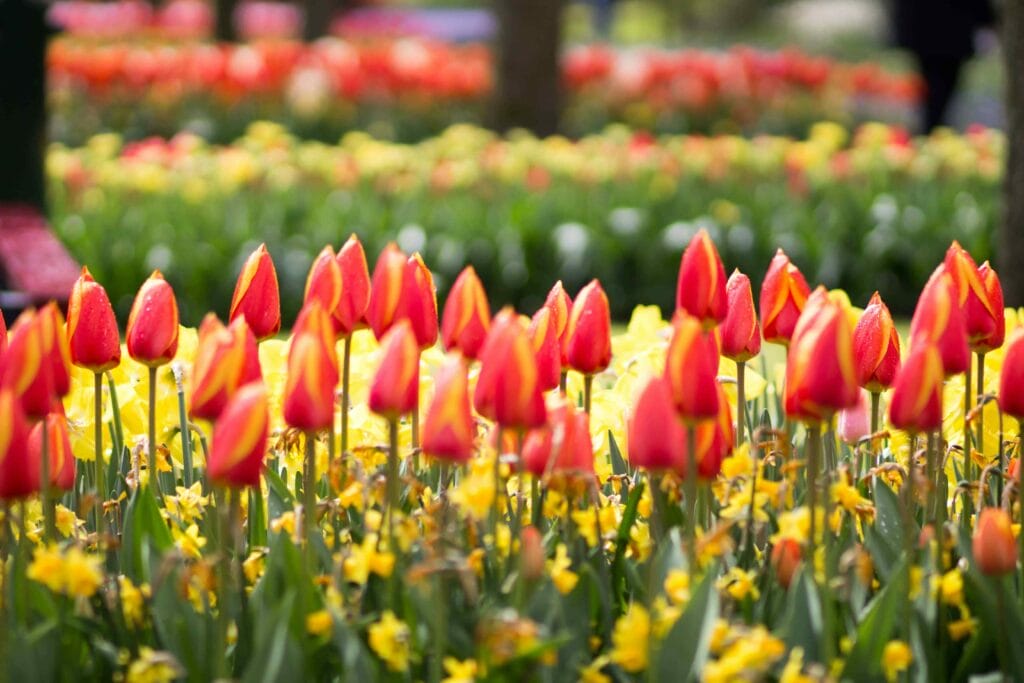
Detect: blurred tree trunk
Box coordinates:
(0, 0, 48, 211)
(216, 0, 237, 41)
(492, 0, 564, 136)
(303, 0, 334, 40)
(1002, 0, 1024, 305)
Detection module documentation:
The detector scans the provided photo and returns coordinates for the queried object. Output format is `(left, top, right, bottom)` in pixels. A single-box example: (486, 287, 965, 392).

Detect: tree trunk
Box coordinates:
(492, 0, 565, 136)
(215, 0, 238, 42)
(0, 0, 48, 212)
(303, 0, 334, 41)
(1002, 0, 1024, 305)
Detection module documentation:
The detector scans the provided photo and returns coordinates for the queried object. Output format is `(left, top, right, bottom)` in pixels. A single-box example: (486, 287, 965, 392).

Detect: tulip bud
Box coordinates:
(972, 507, 1016, 576)
(519, 526, 545, 581)
(784, 288, 858, 423)
(304, 245, 343, 331)
(283, 303, 338, 432)
(888, 345, 944, 434)
(971, 262, 1005, 353)
(853, 292, 901, 391)
(720, 270, 761, 362)
(190, 315, 262, 421)
(421, 355, 475, 463)
(545, 281, 572, 364)
(335, 234, 371, 336)
(627, 376, 685, 472)
(441, 266, 490, 360)
(771, 538, 802, 589)
(0, 389, 37, 500)
(67, 267, 121, 373)
(945, 242, 1002, 351)
(664, 311, 721, 421)
(368, 320, 420, 420)
(692, 384, 733, 479)
(999, 327, 1024, 419)
(230, 243, 281, 341)
(838, 389, 871, 445)
(676, 228, 727, 326)
(565, 279, 612, 376)
(523, 400, 593, 477)
(127, 271, 180, 367)
(29, 411, 75, 491)
(39, 302, 72, 398)
(0, 311, 54, 419)
(528, 307, 561, 392)
(368, 242, 407, 341)
(909, 267, 969, 377)
(398, 253, 438, 349)
(474, 309, 547, 430)
(759, 249, 810, 346)
(208, 382, 270, 488)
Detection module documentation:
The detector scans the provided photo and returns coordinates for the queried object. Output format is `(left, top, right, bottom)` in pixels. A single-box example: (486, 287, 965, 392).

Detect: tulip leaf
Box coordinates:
(655, 565, 719, 683)
(779, 568, 823, 663)
(865, 480, 903, 579)
(151, 565, 213, 681)
(611, 481, 644, 603)
(264, 467, 295, 523)
(243, 592, 304, 683)
(608, 431, 628, 477)
(121, 484, 174, 582)
(961, 571, 1024, 681)
(840, 557, 907, 681)
(332, 619, 377, 682)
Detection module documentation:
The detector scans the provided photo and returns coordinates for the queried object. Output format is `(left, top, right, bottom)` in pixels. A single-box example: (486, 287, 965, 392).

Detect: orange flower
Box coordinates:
(945, 242, 1002, 351)
(771, 538, 802, 589)
(397, 253, 438, 349)
(909, 267, 969, 377)
(544, 281, 572, 364)
(972, 507, 1016, 577)
(528, 306, 561, 392)
(0, 310, 54, 419)
(229, 243, 281, 341)
(0, 388, 37, 500)
(368, 320, 420, 420)
(441, 266, 491, 360)
(663, 310, 720, 421)
(67, 267, 121, 373)
(759, 249, 810, 345)
(335, 234, 371, 336)
(522, 399, 593, 478)
(999, 327, 1024, 419)
(368, 242, 407, 341)
(784, 288, 858, 423)
(888, 345, 943, 434)
(189, 315, 262, 421)
(719, 270, 761, 362)
(29, 410, 75, 492)
(970, 261, 1004, 353)
(420, 355, 475, 463)
(474, 309, 547, 430)
(283, 302, 338, 432)
(627, 376, 685, 472)
(126, 271, 180, 367)
(565, 279, 612, 376)
(208, 382, 269, 488)
(304, 245, 343, 333)
(853, 292, 901, 391)
(39, 302, 72, 398)
(676, 228, 727, 326)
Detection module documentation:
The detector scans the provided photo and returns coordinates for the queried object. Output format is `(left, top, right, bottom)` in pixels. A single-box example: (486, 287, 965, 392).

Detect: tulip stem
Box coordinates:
(411, 400, 420, 473)
(869, 391, 880, 476)
(40, 416, 55, 540)
(583, 375, 593, 415)
(174, 370, 194, 489)
(806, 422, 820, 584)
(94, 373, 107, 550)
(964, 358, 973, 481)
(341, 335, 352, 457)
(386, 418, 400, 557)
(303, 432, 317, 561)
(976, 351, 986, 460)
(148, 366, 161, 497)
(685, 423, 698, 574)
(736, 361, 746, 447)
(559, 371, 568, 395)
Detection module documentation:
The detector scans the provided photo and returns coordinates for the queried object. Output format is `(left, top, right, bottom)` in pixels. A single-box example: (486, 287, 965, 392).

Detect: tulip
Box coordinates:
(304, 245, 343, 331)
(838, 389, 871, 445)
(676, 228, 727, 326)
(999, 328, 1024, 419)
(29, 411, 75, 492)
(474, 309, 547, 431)
(335, 235, 372, 336)
(441, 266, 491, 360)
(368, 242, 407, 341)
(0, 307, 7, 357)
(207, 382, 270, 489)
(759, 249, 810, 345)
(67, 266, 121, 372)
(689, 384, 733, 480)
(519, 526, 544, 581)
(663, 310, 721, 421)
(0, 388, 37, 500)
(397, 253, 438, 350)
(944, 242, 1001, 350)
(771, 538, 802, 589)
(229, 243, 281, 341)
(972, 507, 1016, 577)
(909, 267, 969, 378)
(720, 270, 761, 363)
(522, 400, 593, 479)
(888, 345, 944, 434)
(0, 310, 53, 419)
(190, 314, 262, 421)
(283, 303, 338, 432)
(39, 302, 72, 399)
(627, 376, 686, 472)
(854, 292, 901, 392)
(127, 270, 180, 367)
(565, 280, 612, 412)
(368, 320, 420, 420)
(420, 356, 475, 465)
(968, 261, 1005, 353)
(528, 306, 561, 392)
(545, 280, 573, 382)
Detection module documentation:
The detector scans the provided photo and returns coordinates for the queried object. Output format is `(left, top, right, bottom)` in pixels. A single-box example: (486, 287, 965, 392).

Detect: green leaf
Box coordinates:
(608, 430, 628, 477)
(120, 484, 174, 582)
(655, 566, 719, 683)
(264, 467, 294, 523)
(866, 480, 904, 579)
(332, 620, 377, 682)
(779, 568, 823, 663)
(243, 591, 304, 683)
(961, 572, 1024, 681)
(840, 557, 907, 681)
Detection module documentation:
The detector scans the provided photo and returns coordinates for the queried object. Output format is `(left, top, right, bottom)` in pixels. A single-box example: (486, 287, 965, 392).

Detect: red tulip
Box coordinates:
(0, 308, 7, 357)
(441, 266, 490, 360)
(304, 245, 343, 330)
(39, 302, 72, 398)
(368, 242, 407, 341)
(528, 306, 561, 391)
(29, 411, 75, 491)
(999, 327, 1024, 419)
(972, 507, 1016, 576)
(0, 389, 37, 500)
(283, 302, 338, 432)
(397, 253, 438, 349)
(909, 267, 969, 377)
(689, 385, 733, 479)
(230, 243, 281, 341)
(0, 311, 54, 419)
(784, 289, 858, 422)
(759, 249, 810, 345)
(971, 262, 1004, 353)
(67, 267, 121, 372)
(663, 310, 721, 421)
(190, 315, 262, 421)
(126, 271, 180, 367)
(544, 281, 572, 364)
(853, 292, 901, 391)
(208, 382, 270, 488)
(945, 242, 1002, 351)
(335, 234, 371, 336)
(676, 228, 727, 326)
(627, 376, 685, 471)
(565, 279, 612, 375)
(771, 538, 802, 589)
(368, 320, 420, 420)
(720, 270, 761, 362)
(523, 400, 593, 477)
(474, 309, 547, 430)
(888, 345, 943, 434)
(420, 355, 475, 463)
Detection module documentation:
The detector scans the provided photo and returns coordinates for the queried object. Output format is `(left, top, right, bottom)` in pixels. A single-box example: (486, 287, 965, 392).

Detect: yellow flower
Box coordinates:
(125, 648, 182, 683)
(306, 610, 333, 637)
(948, 617, 976, 641)
(663, 569, 690, 606)
(368, 611, 412, 672)
(779, 647, 813, 683)
(450, 457, 495, 521)
(716, 567, 760, 602)
(579, 655, 611, 683)
(171, 524, 207, 560)
(441, 657, 478, 683)
(547, 543, 579, 595)
(119, 576, 150, 627)
(343, 534, 395, 585)
(26, 545, 65, 593)
(881, 640, 912, 682)
(162, 483, 209, 525)
(27, 545, 103, 598)
(939, 569, 963, 606)
(704, 626, 785, 683)
(337, 481, 364, 510)
(242, 551, 266, 585)
(271, 511, 296, 537)
(610, 603, 650, 673)
(55, 505, 82, 538)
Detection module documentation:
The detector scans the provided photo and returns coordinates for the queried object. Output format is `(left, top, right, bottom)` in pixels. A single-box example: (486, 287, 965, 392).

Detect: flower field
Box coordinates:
(48, 38, 921, 144)
(0, 226, 1023, 681)
(48, 122, 1000, 324)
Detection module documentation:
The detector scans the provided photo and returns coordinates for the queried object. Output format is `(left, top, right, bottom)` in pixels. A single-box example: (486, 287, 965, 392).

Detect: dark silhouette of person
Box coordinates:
(892, 0, 995, 132)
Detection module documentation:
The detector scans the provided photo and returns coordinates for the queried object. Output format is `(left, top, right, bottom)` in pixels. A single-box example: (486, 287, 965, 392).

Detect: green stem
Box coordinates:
(148, 366, 161, 497)
(386, 418, 400, 556)
(902, 437, 916, 641)
(304, 433, 317, 560)
(412, 398, 420, 474)
(977, 352, 986, 458)
(648, 471, 664, 542)
(175, 372, 194, 488)
(94, 373, 106, 545)
(491, 428, 503, 535)
(40, 414, 55, 539)
(964, 358, 973, 481)
(736, 361, 746, 447)
(431, 573, 446, 683)
(870, 391, 881, 476)
(806, 422, 820, 583)
(341, 335, 352, 457)
(685, 422, 698, 575)
(583, 374, 593, 415)
(559, 370, 567, 395)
